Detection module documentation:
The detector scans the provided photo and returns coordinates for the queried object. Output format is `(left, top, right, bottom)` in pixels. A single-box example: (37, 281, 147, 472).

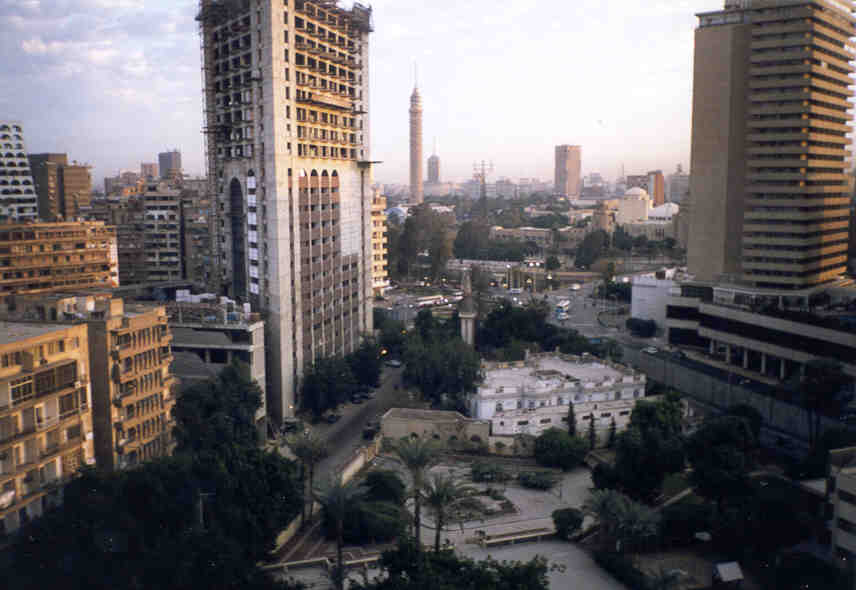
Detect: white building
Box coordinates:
(0, 122, 38, 221)
(631, 269, 683, 332)
(614, 187, 651, 225)
(649, 202, 679, 221)
(470, 353, 646, 442)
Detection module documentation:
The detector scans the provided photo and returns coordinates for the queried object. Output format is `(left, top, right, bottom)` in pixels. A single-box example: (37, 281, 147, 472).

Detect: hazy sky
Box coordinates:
(1, 0, 707, 187)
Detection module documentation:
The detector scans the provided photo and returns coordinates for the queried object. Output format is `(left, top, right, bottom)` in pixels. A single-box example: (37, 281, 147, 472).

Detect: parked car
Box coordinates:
(326, 413, 342, 424)
(351, 394, 364, 404)
(386, 359, 402, 368)
(643, 347, 658, 354)
(363, 390, 376, 400)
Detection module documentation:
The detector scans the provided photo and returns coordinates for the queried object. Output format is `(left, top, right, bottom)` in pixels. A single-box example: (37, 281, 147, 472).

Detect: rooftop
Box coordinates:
(479, 354, 641, 397)
(382, 408, 475, 423)
(0, 321, 73, 347)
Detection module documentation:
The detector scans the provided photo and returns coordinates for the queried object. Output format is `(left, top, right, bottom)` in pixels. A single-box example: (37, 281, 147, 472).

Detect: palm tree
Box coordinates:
(288, 431, 329, 523)
(422, 473, 475, 551)
(314, 477, 364, 590)
(583, 489, 660, 553)
(393, 437, 439, 548)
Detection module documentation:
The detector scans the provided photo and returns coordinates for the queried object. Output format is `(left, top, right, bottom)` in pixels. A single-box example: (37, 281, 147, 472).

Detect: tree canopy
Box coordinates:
(533, 428, 588, 471)
(686, 415, 756, 508)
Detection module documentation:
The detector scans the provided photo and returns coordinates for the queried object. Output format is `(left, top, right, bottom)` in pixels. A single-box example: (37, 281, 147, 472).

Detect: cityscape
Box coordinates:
(0, 1, 855, 589)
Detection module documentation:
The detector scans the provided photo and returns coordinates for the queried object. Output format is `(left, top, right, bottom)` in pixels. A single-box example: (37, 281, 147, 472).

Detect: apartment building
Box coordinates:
(689, 0, 853, 289)
(370, 191, 389, 296)
(470, 353, 646, 441)
(6, 294, 176, 471)
(0, 122, 37, 222)
(0, 321, 93, 537)
(28, 153, 92, 220)
(0, 221, 119, 302)
(198, 0, 375, 422)
(167, 298, 266, 440)
(158, 150, 182, 182)
(489, 225, 555, 248)
(179, 188, 216, 289)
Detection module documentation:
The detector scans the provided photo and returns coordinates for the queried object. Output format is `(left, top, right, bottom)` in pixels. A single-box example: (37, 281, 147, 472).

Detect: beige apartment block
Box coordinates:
(199, 0, 375, 422)
(7, 295, 176, 471)
(0, 321, 94, 537)
(371, 191, 388, 296)
(0, 221, 119, 302)
(689, 0, 853, 289)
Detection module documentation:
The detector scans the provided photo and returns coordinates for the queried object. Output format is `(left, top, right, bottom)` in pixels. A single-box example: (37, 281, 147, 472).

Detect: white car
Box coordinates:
(643, 347, 658, 354)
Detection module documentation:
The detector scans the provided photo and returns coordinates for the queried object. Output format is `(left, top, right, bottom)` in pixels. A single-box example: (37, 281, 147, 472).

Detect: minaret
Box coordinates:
(409, 80, 424, 204)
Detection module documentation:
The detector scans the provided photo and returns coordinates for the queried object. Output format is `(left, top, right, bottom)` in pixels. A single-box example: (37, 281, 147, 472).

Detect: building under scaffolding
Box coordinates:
(196, 0, 376, 425)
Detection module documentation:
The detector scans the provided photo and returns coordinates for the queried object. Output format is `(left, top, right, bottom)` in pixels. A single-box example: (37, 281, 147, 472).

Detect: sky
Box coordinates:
(0, 0, 709, 187)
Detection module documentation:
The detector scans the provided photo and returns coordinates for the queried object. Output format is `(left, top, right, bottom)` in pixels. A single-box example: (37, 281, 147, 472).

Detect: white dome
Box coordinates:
(624, 187, 649, 199)
(650, 203, 679, 218)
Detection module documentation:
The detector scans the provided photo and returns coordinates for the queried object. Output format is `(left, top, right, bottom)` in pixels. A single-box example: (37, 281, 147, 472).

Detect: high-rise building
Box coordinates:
(409, 85, 423, 203)
(141, 163, 159, 180)
(427, 148, 440, 185)
(554, 145, 581, 197)
(667, 164, 690, 204)
(0, 320, 94, 537)
(370, 191, 388, 296)
(646, 170, 665, 207)
(0, 221, 119, 302)
(0, 122, 38, 222)
(29, 154, 92, 220)
(688, 0, 853, 288)
(198, 0, 375, 422)
(158, 150, 182, 181)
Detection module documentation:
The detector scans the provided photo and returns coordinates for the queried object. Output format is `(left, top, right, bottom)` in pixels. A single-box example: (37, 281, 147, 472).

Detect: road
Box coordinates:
(310, 366, 404, 480)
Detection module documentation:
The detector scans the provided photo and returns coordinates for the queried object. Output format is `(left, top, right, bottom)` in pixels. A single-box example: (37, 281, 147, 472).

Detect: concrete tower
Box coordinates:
(409, 84, 423, 204)
(427, 138, 440, 185)
(554, 145, 581, 197)
(199, 0, 375, 423)
(688, 0, 853, 288)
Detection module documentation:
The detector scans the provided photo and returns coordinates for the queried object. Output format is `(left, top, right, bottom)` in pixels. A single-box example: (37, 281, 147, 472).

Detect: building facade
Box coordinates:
(167, 298, 266, 440)
(7, 295, 176, 471)
(0, 222, 119, 302)
(554, 145, 581, 197)
(0, 321, 94, 537)
(199, 0, 375, 422)
(141, 163, 159, 180)
(370, 191, 389, 296)
(689, 0, 853, 288)
(667, 164, 689, 204)
(29, 154, 92, 221)
(409, 85, 423, 204)
(0, 122, 37, 222)
(427, 153, 440, 185)
(470, 353, 646, 442)
(158, 150, 182, 181)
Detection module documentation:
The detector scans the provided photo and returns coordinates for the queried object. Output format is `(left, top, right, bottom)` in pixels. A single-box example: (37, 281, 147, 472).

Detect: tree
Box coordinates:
(393, 437, 440, 548)
(287, 431, 329, 523)
(588, 413, 597, 450)
(357, 539, 551, 590)
(300, 356, 357, 416)
(429, 226, 452, 279)
(173, 360, 265, 453)
(686, 416, 755, 511)
(545, 255, 561, 271)
(583, 489, 660, 553)
(533, 427, 588, 471)
(567, 402, 577, 437)
(726, 403, 763, 441)
(315, 478, 365, 590)
(625, 317, 656, 338)
(607, 417, 617, 448)
(364, 470, 407, 506)
(795, 359, 852, 447)
(574, 229, 608, 268)
(422, 473, 475, 551)
(649, 567, 685, 590)
(552, 508, 583, 540)
(348, 337, 383, 388)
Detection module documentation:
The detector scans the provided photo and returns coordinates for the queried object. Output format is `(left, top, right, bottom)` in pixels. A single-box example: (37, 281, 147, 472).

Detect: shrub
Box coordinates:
(518, 471, 560, 490)
(552, 508, 583, 540)
(591, 463, 620, 490)
(534, 428, 588, 471)
(593, 551, 650, 590)
(364, 470, 407, 506)
(660, 502, 714, 547)
(471, 461, 511, 483)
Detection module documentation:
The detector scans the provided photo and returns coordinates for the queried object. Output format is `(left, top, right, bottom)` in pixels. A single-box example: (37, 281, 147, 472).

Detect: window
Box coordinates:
(540, 418, 551, 424)
(66, 424, 81, 441)
(516, 400, 522, 409)
(528, 401, 535, 409)
(615, 391, 621, 400)
(495, 402, 503, 412)
(517, 421, 529, 426)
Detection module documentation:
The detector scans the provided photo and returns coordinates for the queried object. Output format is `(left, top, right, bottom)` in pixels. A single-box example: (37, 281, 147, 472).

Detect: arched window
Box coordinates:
(495, 402, 503, 413)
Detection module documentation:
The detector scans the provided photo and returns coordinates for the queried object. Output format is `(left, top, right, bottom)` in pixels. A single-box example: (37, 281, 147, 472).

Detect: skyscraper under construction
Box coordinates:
(197, 0, 375, 423)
